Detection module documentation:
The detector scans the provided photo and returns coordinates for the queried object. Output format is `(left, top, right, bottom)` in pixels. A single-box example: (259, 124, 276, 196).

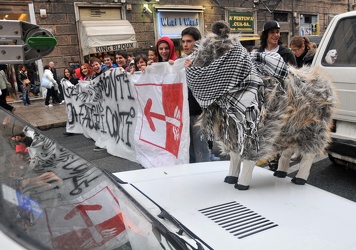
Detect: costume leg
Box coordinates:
(292, 153, 315, 185)
(224, 151, 241, 184)
(274, 147, 294, 178)
(235, 160, 255, 190)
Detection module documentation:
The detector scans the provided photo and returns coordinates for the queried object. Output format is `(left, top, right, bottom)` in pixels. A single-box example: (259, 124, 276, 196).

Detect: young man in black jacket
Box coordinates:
(182, 27, 211, 163)
(258, 20, 297, 66)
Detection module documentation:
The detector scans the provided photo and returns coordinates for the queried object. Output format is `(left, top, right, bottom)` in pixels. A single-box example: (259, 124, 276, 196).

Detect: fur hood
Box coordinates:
(302, 46, 316, 66)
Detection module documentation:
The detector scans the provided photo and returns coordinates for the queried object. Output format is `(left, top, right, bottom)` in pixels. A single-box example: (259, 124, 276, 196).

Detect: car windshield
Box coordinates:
(0, 108, 132, 249)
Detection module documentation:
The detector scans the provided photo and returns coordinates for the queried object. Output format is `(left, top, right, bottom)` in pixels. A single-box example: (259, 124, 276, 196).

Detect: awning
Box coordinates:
(80, 20, 137, 56)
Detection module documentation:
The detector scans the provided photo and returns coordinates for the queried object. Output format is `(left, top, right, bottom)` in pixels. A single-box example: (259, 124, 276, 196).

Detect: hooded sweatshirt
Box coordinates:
(156, 36, 178, 62)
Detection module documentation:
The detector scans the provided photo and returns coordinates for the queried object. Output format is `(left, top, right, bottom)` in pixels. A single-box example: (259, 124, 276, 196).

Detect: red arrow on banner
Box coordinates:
(144, 98, 181, 132)
(144, 98, 164, 132)
(64, 204, 102, 225)
(64, 204, 104, 243)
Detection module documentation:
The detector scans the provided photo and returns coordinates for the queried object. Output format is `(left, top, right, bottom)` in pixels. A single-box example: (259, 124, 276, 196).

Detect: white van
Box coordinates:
(113, 162, 356, 250)
(312, 10, 356, 166)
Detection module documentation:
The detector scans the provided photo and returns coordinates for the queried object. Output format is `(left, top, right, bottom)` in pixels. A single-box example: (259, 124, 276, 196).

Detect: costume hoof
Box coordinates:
(273, 171, 287, 178)
(291, 177, 307, 185)
(224, 176, 238, 184)
(234, 184, 249, 190)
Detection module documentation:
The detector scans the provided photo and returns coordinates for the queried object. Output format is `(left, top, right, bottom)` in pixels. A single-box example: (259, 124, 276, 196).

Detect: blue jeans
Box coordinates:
(20, 85, 30, 105)
(189, 115, 211, 163)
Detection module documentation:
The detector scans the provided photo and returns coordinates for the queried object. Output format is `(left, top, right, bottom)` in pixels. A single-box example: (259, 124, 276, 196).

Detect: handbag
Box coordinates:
(41, 77, 53, 89)
(23, 78, 31, 90)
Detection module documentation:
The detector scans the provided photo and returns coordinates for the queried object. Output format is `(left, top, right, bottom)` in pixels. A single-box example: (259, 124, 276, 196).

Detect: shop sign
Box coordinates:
(94, 42, 136, 53)
(228, 12, 255, 33)
(158, 12, 201, 38)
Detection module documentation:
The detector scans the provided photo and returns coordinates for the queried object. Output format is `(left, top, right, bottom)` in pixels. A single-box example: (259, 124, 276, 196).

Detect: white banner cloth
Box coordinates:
(131, 59, 189, 168)
(62, 60, 189, 168)
(62, 70, 137, 162)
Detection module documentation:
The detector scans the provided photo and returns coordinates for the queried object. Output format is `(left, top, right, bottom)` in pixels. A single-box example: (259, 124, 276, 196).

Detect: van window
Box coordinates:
(322, 16, 356, 66)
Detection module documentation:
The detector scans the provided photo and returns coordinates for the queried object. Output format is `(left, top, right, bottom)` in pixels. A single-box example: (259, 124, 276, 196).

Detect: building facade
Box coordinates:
(0, 0, 352, 80)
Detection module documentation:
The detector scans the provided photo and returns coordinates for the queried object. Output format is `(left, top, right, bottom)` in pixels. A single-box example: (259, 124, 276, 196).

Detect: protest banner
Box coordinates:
(131, 59, 189, 168)
(61, 59, 189, 168)
(62, 70, 137, 162)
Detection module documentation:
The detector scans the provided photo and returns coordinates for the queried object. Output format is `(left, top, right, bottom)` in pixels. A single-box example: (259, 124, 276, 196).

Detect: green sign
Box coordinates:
(228, 12, 254, 33)
(26, 37, 57, 49)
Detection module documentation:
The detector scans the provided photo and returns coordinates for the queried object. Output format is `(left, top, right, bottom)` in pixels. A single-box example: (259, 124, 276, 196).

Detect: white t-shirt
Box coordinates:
(265, 46, 279, 53)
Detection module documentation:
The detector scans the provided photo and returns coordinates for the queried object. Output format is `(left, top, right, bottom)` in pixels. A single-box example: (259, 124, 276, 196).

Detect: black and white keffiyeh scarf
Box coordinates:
(250, 51, 289, 80)
(186, 42, 289, 153)
(186, 42, 263, 153)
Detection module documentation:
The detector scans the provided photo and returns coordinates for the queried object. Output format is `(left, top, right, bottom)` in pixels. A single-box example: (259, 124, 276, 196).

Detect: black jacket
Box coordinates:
(188, 88, 203, 116)
(51, 68, 58, 82)
(180, 54, 203, 116)
(17, 71, 27, 86)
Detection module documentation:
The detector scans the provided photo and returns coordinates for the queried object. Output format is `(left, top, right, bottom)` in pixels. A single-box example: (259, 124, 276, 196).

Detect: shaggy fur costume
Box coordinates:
(186, 21, 338, 190)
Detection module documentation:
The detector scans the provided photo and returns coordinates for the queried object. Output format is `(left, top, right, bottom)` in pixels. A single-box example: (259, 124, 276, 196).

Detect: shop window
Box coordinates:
(0, 5, 29, 21)
(280, 32, 289, 48)
(304, 15, 312, 24)
(273, 12, 288, 23)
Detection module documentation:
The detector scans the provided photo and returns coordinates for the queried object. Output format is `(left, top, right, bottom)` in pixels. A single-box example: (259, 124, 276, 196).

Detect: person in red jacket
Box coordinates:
(155, 36, 177, 64)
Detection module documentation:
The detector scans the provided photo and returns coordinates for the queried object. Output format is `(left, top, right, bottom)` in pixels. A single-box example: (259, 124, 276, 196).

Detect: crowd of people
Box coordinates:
(68, 49, 159, 82)
(57, 20, 318, 163)
(1, 20, 317, 164)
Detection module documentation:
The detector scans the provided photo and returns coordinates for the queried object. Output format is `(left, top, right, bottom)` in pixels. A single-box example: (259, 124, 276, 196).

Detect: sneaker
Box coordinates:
(45, 104, 53, 107)
(94, 146, 105, 151)
(59, 100, 65, 104)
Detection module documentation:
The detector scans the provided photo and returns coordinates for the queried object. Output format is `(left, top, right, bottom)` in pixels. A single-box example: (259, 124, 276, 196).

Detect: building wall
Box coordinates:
(2, 0, 351, 75)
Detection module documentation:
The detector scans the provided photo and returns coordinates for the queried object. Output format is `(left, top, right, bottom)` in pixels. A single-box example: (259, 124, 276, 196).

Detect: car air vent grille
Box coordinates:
(199, 201, 278, 239)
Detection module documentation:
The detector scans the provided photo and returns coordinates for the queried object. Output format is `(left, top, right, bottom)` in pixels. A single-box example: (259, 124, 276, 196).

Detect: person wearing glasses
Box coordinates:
(258, 20, 297, 66)
(290, 36, 317, 68)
